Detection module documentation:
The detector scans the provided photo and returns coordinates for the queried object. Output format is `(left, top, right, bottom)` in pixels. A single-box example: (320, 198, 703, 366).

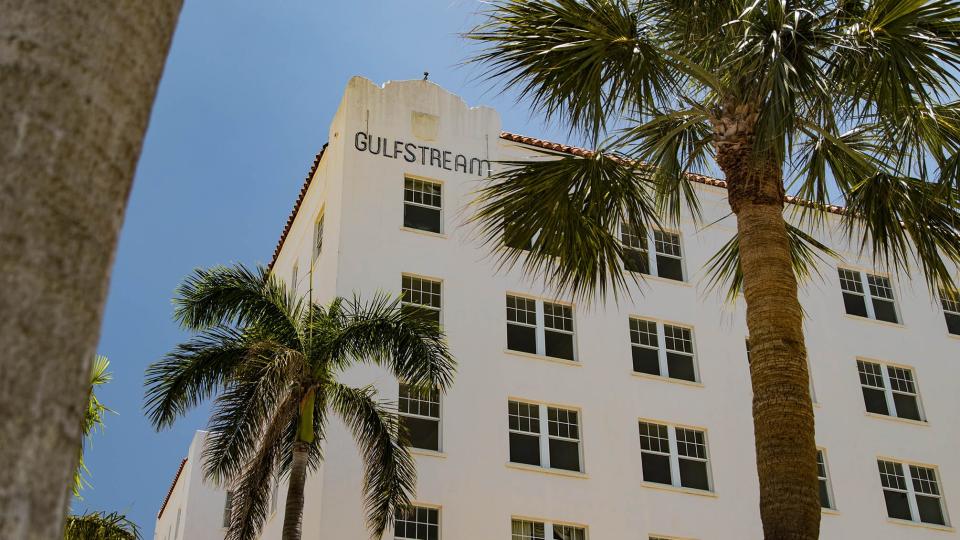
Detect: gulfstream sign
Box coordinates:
(354, 131, 491, 176)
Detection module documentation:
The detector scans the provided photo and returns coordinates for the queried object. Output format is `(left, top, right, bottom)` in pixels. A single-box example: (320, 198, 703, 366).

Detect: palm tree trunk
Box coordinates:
(282, 441, 310, 540)
(0, 3, 182, 539)
(716, 105, 820, 540)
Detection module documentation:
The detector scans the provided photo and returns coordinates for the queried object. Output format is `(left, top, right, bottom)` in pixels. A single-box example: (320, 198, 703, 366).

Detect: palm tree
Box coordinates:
(64, 512, 140, 540)
(1, 4, 183, 538)
(74, 356, 113, 498)
(467, 2, 960, 538)
(144, 264, 456, 540)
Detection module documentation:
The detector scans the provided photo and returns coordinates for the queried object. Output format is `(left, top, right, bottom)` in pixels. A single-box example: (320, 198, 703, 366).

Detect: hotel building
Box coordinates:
(155, 77, 960, 540)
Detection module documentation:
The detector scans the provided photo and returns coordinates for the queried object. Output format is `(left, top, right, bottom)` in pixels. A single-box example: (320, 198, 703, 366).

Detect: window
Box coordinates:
(291, 263, 298, 291)
(621, 224, 684, 281)
(878, 460, 947, 526)
(313, 214, 324, 260)
(857, 360, 924, 421)
(630, 318, 697, 382)
(941, 290, 960, 335)
(174, 508, 181, 540)
(838, 269, 899, 323)
(222, 490, 234, 528)
(402, 275, 441, 325)
(399, 383, 441, 451)
(395, 505, 440, 540)
(404, 178, 442, 233)
(511, 519, 585, 540)
(506, 295, 576, 361)
(639, 421, 711, 491)
(817, 450, 835, 510)
(508, 400, 582, 472)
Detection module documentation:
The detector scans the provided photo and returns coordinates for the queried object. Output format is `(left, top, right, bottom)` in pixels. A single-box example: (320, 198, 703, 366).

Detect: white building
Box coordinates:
(155, 76, 960, 540)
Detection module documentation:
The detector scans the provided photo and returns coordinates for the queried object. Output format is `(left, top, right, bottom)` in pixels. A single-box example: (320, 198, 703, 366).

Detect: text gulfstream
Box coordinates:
(354, 131, 491, 177)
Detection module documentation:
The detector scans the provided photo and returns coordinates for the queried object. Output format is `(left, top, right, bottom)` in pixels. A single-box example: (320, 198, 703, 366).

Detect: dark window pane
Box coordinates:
(946, 313, 960, 335)
(641, 453, 672, 485)
(548, 439, 581, 472)
(400, 416, 439, 451)
(666, 352, 696, 382)
(624, 248, 649, 274)
(819, 479, 831, 509)
(404, 204, 441, 233)
(679, 458, 710, 490)
(916, 495, 946, 525)
(893, 394, 922, 421)
(509, 432, 541, 466)
(545, 331, 575, 360)
(632, 346, 660, 375)
(656, 255, 683, 281)
(843, 292, 868, 317)
(883, 490, 912, 520)
(862, 387, 889, 415)
(507, 324, 537, 354)
(873, 299, 898, 323)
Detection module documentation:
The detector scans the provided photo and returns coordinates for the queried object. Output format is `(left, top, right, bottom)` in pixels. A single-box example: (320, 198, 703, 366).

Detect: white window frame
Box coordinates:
(403, 175, 444, 234)
(394, 503, 441, 540)
(940, 289, 960, 334)
(878, 457, 950, 526)
(817, 448, 836, 510)
(620, 224, 686, 281)
(638, 419, 713, 492)
(505, 293, 577, 361)
(629, 317, 699, 382)
(838, 268, 901, 323)
(508, 399, 584, 473)
(402, 274, 442, 325)
(312, 211, 324, 262)
(290, 263, 299, 292)
(398, 382, 442, 453)
(857, 358, 926, 422)
(510, 516, 588, 540)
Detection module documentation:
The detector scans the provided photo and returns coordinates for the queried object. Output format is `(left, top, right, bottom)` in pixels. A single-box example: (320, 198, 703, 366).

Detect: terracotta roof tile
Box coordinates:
(267, 144, 328, 271)
(157, 458, 187, 520)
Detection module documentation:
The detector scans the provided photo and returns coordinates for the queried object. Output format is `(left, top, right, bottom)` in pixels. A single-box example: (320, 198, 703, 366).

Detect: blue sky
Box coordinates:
(79, 0, 574, 535)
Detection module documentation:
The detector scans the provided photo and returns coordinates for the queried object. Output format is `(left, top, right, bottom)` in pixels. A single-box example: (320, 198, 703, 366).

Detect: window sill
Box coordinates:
(630, 371, 703, 388)
(503, 349, 581, 367)
(640, 482, 717, 498)
(400, 226, 448, 239)
(842, 314, 905, 329)
(409, 448, 447, 459)
(505, 462, 588, 479)
(864, 412, 928, 427)
(887, 518, 954, 532)
(627, 272, 692, 288)
(821, 508, 840, 516)
(947, 332, 960, 340)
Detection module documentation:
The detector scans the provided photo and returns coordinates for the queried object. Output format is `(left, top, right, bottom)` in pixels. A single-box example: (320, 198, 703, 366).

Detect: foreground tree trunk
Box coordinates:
(282, 441, 310, 540)
(0, 3, 183, 539)
(716, 105, 820, 540)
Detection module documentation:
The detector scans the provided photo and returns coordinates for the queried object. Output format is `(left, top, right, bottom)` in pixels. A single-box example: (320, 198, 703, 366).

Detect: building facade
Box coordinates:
(156, 77, 960, 540)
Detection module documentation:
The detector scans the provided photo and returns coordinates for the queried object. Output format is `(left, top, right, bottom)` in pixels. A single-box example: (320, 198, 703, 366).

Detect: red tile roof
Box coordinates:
(157, 458, 187, 520)
(268, 131, 845, 269)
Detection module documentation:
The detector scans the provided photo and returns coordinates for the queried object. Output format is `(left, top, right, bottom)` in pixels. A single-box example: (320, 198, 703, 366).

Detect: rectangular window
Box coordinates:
(630, 318, 697, 382)
(313, 214, 324, 260)
(621, 225, 684, 281)
(395, 505, 440, 540)
(402, 275, 441, 325)
(838, 268, 899, 323)
(223, 490, 234, 528)
(511, 519, 585, 540)
(508, 400, 582, 472)
(291, 263, 298, 291)
(817, 450, 835, 510)
(506, 295, 576, 361)
(399, 383, 441, 451)
(878, 460, 947, 526)
(404, 178, 442, 233)
(857, 360, 924, 421)
(639, 421, 711, 491)
(941, 290, 960, 335)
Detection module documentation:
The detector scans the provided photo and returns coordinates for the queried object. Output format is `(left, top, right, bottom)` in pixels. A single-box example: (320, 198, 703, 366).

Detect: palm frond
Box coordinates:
(64, 512, 140, 540)
(704, 222, 841, 302)
(329, 383, 415, 539)
(470, 152, 659, 301)
(74, 356, 114, 498)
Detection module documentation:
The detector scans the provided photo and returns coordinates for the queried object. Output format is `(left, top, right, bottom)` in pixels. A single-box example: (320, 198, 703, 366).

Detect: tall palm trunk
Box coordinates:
(282, 441, 310, 540)
(0, 2, 182, 539)
(715, 104, 820, 540)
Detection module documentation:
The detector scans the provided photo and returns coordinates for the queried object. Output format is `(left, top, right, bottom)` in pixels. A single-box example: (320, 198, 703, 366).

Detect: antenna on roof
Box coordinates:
(423, 71, 429, 81)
